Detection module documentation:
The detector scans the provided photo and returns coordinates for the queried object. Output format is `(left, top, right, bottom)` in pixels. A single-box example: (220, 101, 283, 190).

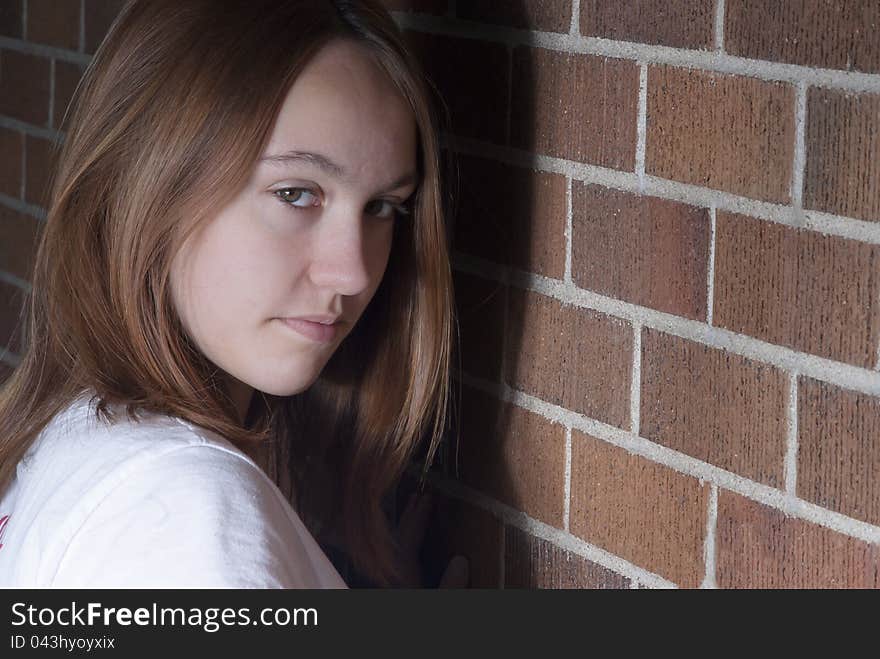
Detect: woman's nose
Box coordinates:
(308, 212, 373, 297)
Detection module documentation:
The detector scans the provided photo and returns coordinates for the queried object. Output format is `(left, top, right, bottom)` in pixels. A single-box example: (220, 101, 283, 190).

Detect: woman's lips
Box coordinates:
(278, 318, 339, 343)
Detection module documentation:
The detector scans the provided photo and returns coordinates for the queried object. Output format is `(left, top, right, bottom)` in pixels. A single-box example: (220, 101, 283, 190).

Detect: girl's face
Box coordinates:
(170, 39, 418, 419)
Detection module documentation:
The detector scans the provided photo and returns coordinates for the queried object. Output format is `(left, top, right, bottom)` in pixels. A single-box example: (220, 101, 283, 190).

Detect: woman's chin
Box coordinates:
(250, 371, 323, 398)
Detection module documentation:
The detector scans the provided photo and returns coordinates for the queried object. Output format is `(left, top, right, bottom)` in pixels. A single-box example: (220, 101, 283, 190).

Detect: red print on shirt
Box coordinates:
(0, 514, 10, 549)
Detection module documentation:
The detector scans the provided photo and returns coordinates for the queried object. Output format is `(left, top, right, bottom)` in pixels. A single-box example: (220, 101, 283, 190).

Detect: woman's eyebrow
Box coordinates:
(259, 150, 346, 178)
(259, 149, 418, 193)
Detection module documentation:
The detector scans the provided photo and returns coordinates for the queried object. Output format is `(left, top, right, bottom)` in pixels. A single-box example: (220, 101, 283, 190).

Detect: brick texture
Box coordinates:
(570, 431, 709, 587)
(716, 490, 880, 588)
(713, 211, 880, 369)
(84, 0, 126, 55)
(640, 327, 788, 487)
(0, 128, 24, 199)
(405, 31, 509, 144)
(580, 0, 715, 50)
(454, 153, 567, 277)
(504, 526, 631, 588)
(646, 65, 795, 203)
(572, 183, 710, 320)
(0, 50, 51, 126)
(458, 1, 572, 33)
(0, 0, 23, 38)
(505, 287, 633, 429)
(27, 0, 80, 51)
(0, 207, 42, 281)
(457, 384, 567, 529)
(725, 0, 880, 74)
(511, 47, 639, 170)
(797, 377, 880, 527)
(452, 271, 506, 382)
(804, 88, 880, 223)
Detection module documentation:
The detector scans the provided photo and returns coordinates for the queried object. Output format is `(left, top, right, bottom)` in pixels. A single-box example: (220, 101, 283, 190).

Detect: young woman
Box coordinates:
(0, 0, 467, 588)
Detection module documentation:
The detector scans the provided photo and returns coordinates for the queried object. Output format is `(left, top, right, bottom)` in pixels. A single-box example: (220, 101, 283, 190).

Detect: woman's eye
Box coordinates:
(274, 187, 320, 208)
(274, 188, 412, 219)
(365, 198, 412, 220)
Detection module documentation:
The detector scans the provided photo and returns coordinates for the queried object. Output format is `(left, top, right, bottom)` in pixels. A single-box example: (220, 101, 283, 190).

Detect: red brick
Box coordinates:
(454, 153, 567, 278)
(804, 88, 880, 223)
(570, 431, 708, 587)
(457, 384, 567, 529)
(420, 492, 503, 588)
(381, 0, 446, 14)
(27, 0, 80, 51)
(0, 206, 42, 280)
(25, 134, 60, 208)
(725, 0, 880, 74)
(580, 0, 714, 50)
(714, 211, 880, 368)
(458, 1, 572, 33)
(504, 526, 631, 588)
(640, 327, 788, 487)
(646, 66, 795, 203)
(84, 0, 126, 55)
(716, 490, 880, 588)
(505, 287, 632, 429)
(0, 0, 23, 38)
(0, 128, 24, 198)
(511, 47, 639, 170)
(572, 184, 710, 320)
(404, 31, 509, 144)
(0, 279, 27, 354)
(452, 270, 506, 382)
(53, 59, 86, 130)
(0, 50, 51, 126)
(797, 377, 880, 527)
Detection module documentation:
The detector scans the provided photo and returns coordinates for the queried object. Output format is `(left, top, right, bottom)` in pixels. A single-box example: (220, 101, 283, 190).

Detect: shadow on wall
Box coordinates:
(394, 0, 540, 589)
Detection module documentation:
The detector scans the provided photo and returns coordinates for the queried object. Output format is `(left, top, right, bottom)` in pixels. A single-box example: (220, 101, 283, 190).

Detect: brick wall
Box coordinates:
(391, 0, 880, 589)
(1, 1, 878, 588)
(0, 0, 118, 378)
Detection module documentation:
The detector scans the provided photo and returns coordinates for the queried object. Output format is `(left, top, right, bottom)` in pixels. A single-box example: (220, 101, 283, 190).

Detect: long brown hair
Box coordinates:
(0, 0, 456, 587)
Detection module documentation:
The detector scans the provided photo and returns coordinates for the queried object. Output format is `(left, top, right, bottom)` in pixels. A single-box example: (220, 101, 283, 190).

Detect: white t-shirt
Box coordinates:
(0, 390, 347, 588)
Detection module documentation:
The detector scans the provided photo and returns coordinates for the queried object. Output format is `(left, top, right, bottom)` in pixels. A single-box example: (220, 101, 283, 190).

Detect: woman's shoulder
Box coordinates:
(10, 392, 217, 509)
(15, 391, 258, 500)
(3, 391, 347, 587)
(47, 430, 347, 587)
(16, 390, 275, 532)
(28, 390, 237, 468)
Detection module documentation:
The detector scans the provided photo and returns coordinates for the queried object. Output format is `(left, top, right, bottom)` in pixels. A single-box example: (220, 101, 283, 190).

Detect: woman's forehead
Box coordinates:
(261, 43, 417, 184)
